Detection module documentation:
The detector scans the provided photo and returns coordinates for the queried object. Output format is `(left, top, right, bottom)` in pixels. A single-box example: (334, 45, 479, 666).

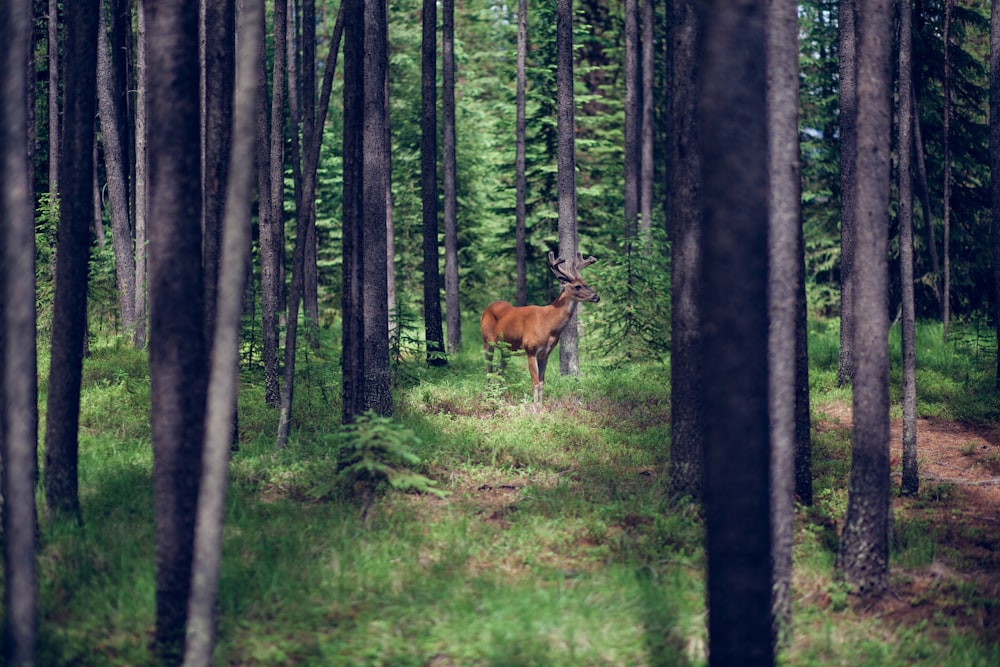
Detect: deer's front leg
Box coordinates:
(535, 353, 550, 403)
(527, 352, 543, 403)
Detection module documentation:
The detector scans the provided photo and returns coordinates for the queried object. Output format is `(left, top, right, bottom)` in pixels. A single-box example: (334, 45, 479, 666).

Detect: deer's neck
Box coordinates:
(548, 289, 579, 330)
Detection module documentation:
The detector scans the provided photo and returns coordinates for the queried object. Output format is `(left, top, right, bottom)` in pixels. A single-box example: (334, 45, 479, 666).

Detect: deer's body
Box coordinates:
(481, 252, 599, 402)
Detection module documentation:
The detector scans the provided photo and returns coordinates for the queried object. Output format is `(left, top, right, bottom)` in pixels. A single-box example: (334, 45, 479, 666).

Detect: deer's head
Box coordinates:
(548, 251, 600, 303)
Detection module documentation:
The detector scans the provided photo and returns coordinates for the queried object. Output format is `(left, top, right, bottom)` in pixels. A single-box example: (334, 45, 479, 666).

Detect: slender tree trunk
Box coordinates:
(420, 0, 445, 365)
(134, 0, 149, 349)
(912, 102, 941, 309)
(47, 0, 59, 196)
(942, 0, 953, 342)
(624, 0, 639, 250)
(45, 0, 99, 521)
(667, 0, 703, 500)
(2, 1, 39, 662)
(341, 0, 364, 423)
(639, 0, 654, 236)
(556, 0, 581, 375)
(362, 0, 392, 416)
(443, 0, 460, 356)
(992, 0, 1000, 389)
(700, 0, 774, 661)
(201, 0, 235, 347)
(766, 0, 803, 638)
(261, 0, 288, 407)
(146, 0, 208, 660)
(837, 0, 857, 386)
(838, 0, 892, 598)
(515, 0, 528, 306)
(97, 0, 137, 337)
(899, 0, 918, 497)
(184, 2, 261, 661)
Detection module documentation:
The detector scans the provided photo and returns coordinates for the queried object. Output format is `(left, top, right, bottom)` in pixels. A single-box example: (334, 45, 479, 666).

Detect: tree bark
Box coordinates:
(134, 0, 149, 348)
(837, 0, 857, 387)
(515, 0, 528, 306)
(97, 0, 137, 338)
(942, 0, 953, 341)
(838, 0, 892, 598)
(421, 0, 445, 365)
(624, 0, 639, 249)
(362, 0, 392, 416)
(767, 0, 804, 637)
(443, 0, 460, 356)
(44, 0, 99, 521)
(184, 1, 261, 661)
(556, 0, 581, 375)
(146, 0, 208, 660)
(1, 1, 39, 662)
(700, 0, 774, 661)
(639, 0, 654, 236)
(667, 0, 703, 500)
(899, 0, 918, 497)
(992, 0, 1000, 389)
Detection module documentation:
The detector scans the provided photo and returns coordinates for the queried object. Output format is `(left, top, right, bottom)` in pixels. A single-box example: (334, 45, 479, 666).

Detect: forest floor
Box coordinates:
(816, 399, 1000, 645)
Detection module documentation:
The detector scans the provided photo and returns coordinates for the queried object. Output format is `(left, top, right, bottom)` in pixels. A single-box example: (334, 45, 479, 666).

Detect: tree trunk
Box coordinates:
(639, 0, 654, 236)
(260, 0, 287, 407)
(184, 1, 261, 661)
(667, 0, 703, 500)
(624, 0, 639, 250)
(201, 0, 235, 347)
(837, 0, 857, 387)
(838, 0, 892, 598)
(146, 0, 208, 660)
(515, 0, 528, 306)
(134, 0, 149, 348)
(899, 0, 918, 497)
(942, 0, 953, 342)
(556, 0, 581, 376)
(443, 0, 461, 356)
(700, 0, 774, 661)
(362, 0, 392, 416)
(420, 0, 445, 366)
(47, 0, 59, 196)
(1, 1, 40, 662)
(97, 0, 137, 338)
(992, 0, 1000, 389)
(341, 0, 364, 423)
(44, 0, 99, 520)
(766, 0, 804, 638)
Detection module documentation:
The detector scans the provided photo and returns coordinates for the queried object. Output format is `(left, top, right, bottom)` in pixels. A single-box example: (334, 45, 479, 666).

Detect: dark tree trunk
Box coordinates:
(838, 0, 892, 598)
(134, 1, 149, 348)
(97, 0, 137, 338)
(443, 0, 460, 356)
(556, 0, 581, 375)
(624, 0, 639, 250)
(515, 0, 528, 306)
(667, 0, 703, 500)
(341, 0, 365, 423)
(992, 0, 1000, 389)
(2, 1, 39, 662)
(421, 0, 445, 366)
(201, 0, 235, 347)
(700, 0, 774, 662)
(44, 0, 99, 521)
(362, 0, 392, 416)
(837, 0, 857, 387)
(899, 0, 918, 497)
(184, 1, 262, 661)
(145, 0, 208, 661)
(942, 0, 953, 341)
(767, 0, 804, 638)
(639, 0, 654, 236)
(260, 0, 287, 407)
(47, 0, 59, 195)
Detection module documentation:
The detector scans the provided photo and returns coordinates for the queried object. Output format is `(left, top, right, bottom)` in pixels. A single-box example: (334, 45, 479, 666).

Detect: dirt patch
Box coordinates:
(817, 399, 1000, 643)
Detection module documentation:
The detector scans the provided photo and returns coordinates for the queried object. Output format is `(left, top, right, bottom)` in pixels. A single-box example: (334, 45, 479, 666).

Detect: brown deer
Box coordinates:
(481, 251, 599, 402)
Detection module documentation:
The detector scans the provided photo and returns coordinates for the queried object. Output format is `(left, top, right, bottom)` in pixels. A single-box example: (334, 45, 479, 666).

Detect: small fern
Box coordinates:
(336, 411, 447, 519)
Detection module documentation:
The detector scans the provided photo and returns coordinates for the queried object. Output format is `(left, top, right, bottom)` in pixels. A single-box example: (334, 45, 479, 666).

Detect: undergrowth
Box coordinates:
(11, 318, 1000, 665)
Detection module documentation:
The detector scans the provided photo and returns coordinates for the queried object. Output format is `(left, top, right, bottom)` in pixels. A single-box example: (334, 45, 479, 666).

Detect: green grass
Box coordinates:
(15, 318, 1000, 665)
